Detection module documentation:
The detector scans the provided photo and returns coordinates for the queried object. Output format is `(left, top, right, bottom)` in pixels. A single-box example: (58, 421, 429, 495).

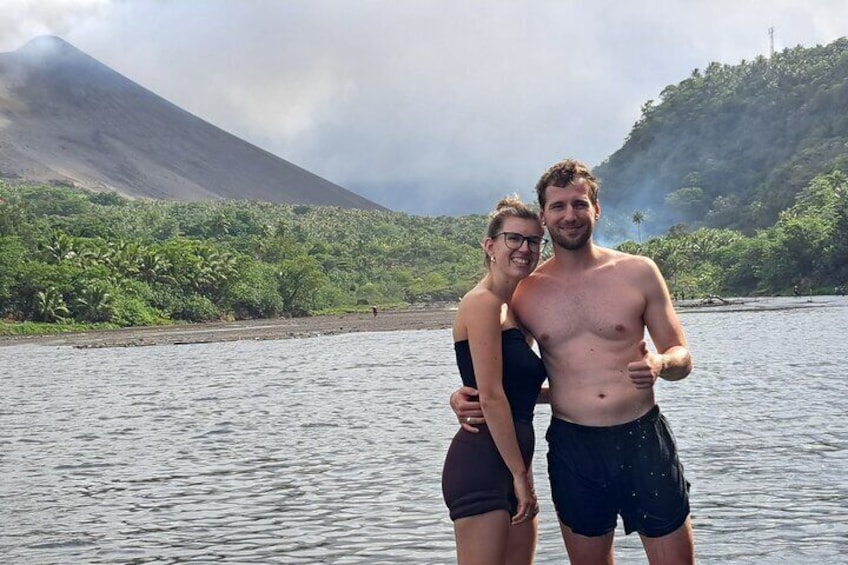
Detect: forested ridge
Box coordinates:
(596, 37, 848, 237)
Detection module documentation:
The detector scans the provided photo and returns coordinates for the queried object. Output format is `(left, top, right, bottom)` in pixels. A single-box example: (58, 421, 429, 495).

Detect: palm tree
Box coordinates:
(138, 249, 174, 284)
(632, 211, 645, 244)
(73, 285, 115, 322)
(34, 287, 70, 322)
(41, 232, 76, 263)
(111, 240, 145, 277)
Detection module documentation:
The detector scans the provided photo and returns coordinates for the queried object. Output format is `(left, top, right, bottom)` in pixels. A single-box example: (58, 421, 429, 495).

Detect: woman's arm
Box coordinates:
(463, 292, 534, 522)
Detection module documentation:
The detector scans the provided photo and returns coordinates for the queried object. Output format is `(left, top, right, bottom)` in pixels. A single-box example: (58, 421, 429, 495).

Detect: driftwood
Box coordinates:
(700, 294, 732, 305)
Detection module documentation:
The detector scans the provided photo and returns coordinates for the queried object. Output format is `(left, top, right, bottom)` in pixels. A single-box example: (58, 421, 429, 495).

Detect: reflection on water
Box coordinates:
(2, 297, 847, 564)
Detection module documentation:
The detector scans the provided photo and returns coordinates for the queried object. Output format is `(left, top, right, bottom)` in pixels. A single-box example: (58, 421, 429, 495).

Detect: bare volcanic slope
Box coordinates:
(0, 36, 384, 210)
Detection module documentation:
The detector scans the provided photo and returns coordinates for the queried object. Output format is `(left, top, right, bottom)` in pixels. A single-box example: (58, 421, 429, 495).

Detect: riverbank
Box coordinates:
(0, 308, 457, 349)
(2, 296, 837, 349)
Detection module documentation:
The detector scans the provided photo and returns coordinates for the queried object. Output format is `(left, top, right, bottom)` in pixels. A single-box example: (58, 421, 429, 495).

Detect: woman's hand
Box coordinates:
(511, 472, 538, 524)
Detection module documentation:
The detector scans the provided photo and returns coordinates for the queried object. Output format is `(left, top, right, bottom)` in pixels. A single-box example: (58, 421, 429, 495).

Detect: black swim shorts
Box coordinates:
(546, 405, 690, 537)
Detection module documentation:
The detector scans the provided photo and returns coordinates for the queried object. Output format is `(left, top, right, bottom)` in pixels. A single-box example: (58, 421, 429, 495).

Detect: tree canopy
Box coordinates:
(0, 182, 490, 330)
(1, 170, 845, 334)
(596, 37, 848, 237)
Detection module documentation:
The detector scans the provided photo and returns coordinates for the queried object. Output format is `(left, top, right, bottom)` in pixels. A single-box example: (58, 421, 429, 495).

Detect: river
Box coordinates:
(2, 296, 846, 564)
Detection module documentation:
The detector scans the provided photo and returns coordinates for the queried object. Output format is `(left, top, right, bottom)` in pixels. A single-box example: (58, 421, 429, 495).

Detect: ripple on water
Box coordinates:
(2, 304, 848, 563)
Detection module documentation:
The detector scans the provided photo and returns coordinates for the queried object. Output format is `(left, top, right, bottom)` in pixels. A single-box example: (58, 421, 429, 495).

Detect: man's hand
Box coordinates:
(450, 386, 484, 432)
(627, 340, 663, 389)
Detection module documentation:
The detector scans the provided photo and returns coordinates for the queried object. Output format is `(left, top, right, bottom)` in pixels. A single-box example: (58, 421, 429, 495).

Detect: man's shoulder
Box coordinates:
(514, 268, 551, 306)
(521, 261, 558, 287)
(602, 248, 657, 271)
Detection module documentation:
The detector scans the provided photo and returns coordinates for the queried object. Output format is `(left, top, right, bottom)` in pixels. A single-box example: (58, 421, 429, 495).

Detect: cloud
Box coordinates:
(0, 0, 108, 48)
(4, 0, 848, 215)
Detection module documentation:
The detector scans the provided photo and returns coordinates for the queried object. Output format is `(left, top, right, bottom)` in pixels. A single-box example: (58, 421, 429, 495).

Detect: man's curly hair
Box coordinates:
(534, 159, 599, 208)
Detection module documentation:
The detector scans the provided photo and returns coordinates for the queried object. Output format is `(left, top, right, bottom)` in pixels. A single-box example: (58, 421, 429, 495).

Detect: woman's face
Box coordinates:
(486, 216, 544, 278)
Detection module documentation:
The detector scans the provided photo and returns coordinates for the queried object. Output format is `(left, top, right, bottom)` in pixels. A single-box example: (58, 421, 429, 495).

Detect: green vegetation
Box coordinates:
(597, 37, 848, 236)
(4, 38, 848, 334)
(0, 182, 488, 333)
(1, 168, 845, 335)
(617, 170, 848, 297)
(587, 37, 848, 299)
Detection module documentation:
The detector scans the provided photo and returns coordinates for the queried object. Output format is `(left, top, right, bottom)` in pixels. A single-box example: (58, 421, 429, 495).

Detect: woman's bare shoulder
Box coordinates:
(459, 285, 501, 313)
(454, 285, 501, 334)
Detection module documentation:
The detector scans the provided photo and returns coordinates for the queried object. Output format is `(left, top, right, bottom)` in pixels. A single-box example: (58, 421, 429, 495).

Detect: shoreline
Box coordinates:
(0, 308, 457, 349)
(1, 296, 836, 349)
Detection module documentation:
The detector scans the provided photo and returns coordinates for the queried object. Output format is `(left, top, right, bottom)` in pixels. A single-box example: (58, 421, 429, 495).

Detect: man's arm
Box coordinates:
(631, 257, 693, 384)
(450, 385, 550, 429)
(450, 386, 483, 432)
(653, 345, 692, 381)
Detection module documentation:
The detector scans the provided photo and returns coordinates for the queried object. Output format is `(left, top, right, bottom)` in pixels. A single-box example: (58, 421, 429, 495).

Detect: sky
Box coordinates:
(3, 1, 848, 216)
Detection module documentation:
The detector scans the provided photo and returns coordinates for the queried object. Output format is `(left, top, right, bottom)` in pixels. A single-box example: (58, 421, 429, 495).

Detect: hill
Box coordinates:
(0, 36, 384, 210)
(595, 37, 848, 236)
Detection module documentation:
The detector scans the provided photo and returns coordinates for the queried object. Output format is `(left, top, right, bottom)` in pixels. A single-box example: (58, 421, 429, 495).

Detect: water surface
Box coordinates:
(2, 297, 846, 563)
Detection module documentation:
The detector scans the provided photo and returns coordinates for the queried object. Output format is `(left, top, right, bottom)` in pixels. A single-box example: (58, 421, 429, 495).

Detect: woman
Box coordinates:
(442, 196, 548, 565)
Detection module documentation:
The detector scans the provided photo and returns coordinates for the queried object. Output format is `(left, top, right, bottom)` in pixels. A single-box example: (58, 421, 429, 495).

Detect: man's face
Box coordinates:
(541, 181, 599, 251)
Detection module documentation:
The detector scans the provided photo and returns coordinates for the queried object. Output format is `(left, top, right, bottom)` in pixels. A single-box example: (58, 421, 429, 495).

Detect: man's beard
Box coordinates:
(549, 224, 593, 250)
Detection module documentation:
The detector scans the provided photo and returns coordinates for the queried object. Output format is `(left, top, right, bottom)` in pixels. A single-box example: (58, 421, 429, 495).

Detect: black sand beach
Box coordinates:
(1, 297, 830, 349)
(0, 309, 457, 349)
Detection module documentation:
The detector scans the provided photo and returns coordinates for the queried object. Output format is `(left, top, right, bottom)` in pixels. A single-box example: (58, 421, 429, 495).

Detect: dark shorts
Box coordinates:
(546, 405, 690, 537)
(442, 421, 535, 521)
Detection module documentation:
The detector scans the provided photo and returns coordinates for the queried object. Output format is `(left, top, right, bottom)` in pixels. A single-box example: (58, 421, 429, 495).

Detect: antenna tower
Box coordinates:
(768, 27, 775, 58)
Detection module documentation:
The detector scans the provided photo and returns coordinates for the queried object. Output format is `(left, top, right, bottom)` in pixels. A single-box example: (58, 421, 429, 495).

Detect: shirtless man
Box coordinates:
(452, 159, 694, 564)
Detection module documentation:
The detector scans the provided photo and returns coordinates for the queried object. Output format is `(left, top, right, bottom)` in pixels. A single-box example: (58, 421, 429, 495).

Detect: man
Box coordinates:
(452, 159, 694, 564)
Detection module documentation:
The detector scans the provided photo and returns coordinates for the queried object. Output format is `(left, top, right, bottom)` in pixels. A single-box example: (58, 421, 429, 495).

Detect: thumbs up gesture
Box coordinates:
(626, 340, 663, 389)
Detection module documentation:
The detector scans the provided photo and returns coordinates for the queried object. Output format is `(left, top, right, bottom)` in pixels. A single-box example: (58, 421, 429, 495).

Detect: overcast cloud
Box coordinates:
(3, 0, 848, 215)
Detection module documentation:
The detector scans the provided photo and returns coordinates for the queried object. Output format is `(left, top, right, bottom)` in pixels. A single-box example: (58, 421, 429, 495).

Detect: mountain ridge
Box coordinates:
(0, 35, 385, 210)
(594, 37, 848, 235)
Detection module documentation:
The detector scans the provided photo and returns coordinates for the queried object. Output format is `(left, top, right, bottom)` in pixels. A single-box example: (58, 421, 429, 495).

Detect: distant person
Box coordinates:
(371, 306, 378, 318)
(441, 196, 548, 564)
(452, 159, 694, 564)
(794, 285, 800, 297)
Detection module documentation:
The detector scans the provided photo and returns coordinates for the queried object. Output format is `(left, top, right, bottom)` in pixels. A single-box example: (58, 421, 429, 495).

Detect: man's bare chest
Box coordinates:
(524, 278, 645, 343)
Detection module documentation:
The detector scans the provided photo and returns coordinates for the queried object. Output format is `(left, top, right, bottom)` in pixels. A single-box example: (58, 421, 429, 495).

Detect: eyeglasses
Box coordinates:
(492, 232, 547, 252)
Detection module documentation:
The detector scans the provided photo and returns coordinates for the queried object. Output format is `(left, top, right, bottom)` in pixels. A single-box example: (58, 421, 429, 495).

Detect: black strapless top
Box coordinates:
(454, 328, 547, 423)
